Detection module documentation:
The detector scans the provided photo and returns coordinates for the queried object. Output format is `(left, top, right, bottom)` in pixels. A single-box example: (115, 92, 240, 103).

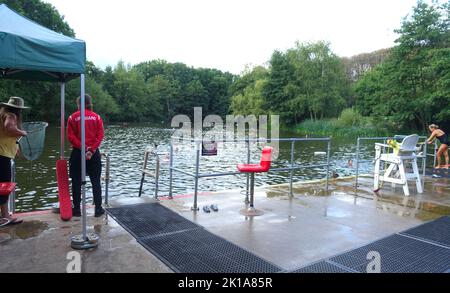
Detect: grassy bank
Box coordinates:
(294, 119, 389, 137)
(292, 109, 391, 138)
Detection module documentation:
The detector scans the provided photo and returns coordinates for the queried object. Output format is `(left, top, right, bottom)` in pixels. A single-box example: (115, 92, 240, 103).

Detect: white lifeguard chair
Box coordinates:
(374, 134, 423, 196)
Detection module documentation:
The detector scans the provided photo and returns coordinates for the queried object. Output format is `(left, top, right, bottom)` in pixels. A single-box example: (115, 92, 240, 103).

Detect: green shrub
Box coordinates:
(337, 108, 363, 127)
(295, 118, 389, 138)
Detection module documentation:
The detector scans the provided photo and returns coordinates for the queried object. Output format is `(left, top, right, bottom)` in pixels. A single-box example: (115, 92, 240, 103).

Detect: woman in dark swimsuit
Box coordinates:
(427, 124, 449, 169)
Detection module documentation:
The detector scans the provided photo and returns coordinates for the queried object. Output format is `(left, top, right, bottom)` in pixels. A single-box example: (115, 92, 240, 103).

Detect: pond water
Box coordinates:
(13, 124, 379, 212)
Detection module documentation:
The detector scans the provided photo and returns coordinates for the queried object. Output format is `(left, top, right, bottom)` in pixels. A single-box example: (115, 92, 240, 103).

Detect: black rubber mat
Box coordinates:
(330, 234, 450, 273)
(107, 203, 283, 273)
(107, 203, 200, 238)
(291, 217, 450, 273)
(291, 261, 354, 273)
(399, 216, 450, 248)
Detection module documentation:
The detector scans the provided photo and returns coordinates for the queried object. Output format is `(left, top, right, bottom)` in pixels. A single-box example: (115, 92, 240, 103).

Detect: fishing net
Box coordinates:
(19, 122, 48, 161)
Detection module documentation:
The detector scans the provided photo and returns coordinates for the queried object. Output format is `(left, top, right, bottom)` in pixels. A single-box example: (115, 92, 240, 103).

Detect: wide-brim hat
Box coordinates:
(0, 97, 30, 109)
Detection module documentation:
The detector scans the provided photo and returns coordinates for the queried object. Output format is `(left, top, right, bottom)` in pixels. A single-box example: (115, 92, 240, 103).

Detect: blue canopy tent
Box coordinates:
(0, 4, 95, 248)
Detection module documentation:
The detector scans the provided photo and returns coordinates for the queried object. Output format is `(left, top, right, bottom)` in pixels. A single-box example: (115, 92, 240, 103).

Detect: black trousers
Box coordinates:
(0, 155, 12, 205)
(69, 149, 102, 208)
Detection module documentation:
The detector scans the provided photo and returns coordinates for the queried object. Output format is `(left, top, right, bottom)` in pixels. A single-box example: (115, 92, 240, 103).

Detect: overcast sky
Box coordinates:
(43, 0, 438, 74)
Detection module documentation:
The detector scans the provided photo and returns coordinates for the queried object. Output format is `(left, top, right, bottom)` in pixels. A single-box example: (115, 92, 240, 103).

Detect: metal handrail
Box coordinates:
(168, 137, 332, 211)
(138, 147, 168, 199)
(172, 136, 331, 143)
(8, 160, 16, 214)
(101, 153, 111, 206)
(9, 153, 111, 214)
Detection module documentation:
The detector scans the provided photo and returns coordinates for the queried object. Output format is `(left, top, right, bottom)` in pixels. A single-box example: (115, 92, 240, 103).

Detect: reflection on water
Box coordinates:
(14, 125, 377, 212)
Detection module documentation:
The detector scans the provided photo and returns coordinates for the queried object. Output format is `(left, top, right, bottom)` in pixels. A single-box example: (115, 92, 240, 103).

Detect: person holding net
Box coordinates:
(0, 97, 28, 227)
(67, 94, 105, 218)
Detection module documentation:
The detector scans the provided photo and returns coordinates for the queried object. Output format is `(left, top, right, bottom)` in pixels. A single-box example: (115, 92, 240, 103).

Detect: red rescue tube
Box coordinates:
(56, 160, 72, 221)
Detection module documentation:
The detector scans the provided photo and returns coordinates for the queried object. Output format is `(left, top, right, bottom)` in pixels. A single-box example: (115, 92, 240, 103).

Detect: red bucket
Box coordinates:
(0, 182, 16, 196)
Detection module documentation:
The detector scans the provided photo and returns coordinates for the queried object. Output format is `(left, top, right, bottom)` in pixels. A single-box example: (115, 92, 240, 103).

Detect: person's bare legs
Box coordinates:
(443, 145, 449, 168)
(1, 203, 8, 218)
(1, 201, 21, 223)
(435, 147, 443, 168)
(435, 144, 449, 169)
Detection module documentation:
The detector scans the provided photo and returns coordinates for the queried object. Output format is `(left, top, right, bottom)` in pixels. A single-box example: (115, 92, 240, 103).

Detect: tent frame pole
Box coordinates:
(71, 74, 99, 250)
(80, 74, 87, 240)
(60, 82, 65, 159)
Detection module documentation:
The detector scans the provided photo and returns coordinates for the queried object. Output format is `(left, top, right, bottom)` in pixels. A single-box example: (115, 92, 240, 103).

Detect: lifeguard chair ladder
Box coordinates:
(374, 134, 423, 196)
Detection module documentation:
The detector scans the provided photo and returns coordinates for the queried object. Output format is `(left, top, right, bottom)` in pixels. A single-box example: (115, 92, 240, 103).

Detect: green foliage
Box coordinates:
(146, 74, 179, 121)
(337, 108, 363, 127)
(341, 48, 391, 82)
(107, 61, 152, 122)
(263, 41, 350, 125)
(296, 118, 387, 138)
(3, 0, 448, 139)
(135, 61, 234, 121)
(355, 1, 450, 132)
(0, 1, 235, 124)
(230, 66, 268, 116)
(66, 78, 118, 122)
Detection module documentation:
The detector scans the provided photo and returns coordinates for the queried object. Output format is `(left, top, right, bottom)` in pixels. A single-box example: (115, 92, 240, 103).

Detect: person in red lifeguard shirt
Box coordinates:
(67, 94, 105, 217)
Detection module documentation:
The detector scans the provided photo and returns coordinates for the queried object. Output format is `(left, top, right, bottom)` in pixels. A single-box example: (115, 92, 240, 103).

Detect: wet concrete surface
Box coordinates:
(0, 207, 172, 273)
(160, 175, 450, 271)
(1, 175, 448, 272)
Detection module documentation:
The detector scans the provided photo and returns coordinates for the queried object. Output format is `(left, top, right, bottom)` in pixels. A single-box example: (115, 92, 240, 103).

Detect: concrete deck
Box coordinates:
(158, 176, 450, 271)
(1, 175, 449, 273)
(0, 208, 172, 273)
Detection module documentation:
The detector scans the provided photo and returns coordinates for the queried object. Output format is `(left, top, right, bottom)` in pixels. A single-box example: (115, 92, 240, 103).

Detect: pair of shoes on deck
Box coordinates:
(203, 204, 219, 213)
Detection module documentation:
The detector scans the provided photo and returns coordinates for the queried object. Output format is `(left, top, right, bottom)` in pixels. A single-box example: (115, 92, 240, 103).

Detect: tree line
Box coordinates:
(0, 0, 448, 133)
(0, 0, 234, 124)
(230, 0, 449, 133)
(355, 1, 449, 132)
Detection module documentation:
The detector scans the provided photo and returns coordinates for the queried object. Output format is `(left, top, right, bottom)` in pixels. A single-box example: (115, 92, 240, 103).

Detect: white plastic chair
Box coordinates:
(374, 134, 423, 196)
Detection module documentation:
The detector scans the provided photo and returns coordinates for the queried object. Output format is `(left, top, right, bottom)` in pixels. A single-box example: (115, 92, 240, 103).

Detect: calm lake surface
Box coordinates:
(14, 124, 378, 212)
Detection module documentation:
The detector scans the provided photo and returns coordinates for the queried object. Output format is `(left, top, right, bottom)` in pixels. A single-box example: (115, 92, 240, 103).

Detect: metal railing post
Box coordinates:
(289, 140, 295, 197)
(138, 150, 149, 198)
(433, 140, 438, 168)
(355, 138, 360, 189)
(422, 141, 427, 184)
(60, 82, 65, 160)
(249, 173, 255, 208)
(168, 141, 174, 199)
(9, 160, 16, 214)
(104, 154, 110, 206)
(168, 136, 333, 213)
(192, 140, 201, 211)
(326, 140, 331, 195)
(245, 139, 250, 204)
(154, 155, 160, 200)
